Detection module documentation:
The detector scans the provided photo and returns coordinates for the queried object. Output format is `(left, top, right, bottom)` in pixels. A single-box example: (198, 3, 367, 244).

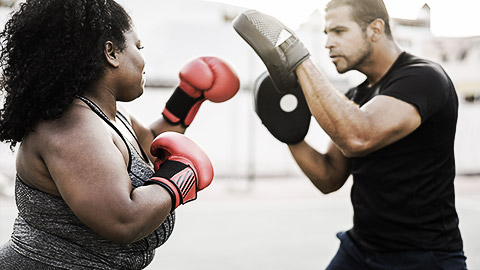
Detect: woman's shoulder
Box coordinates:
(17, 101, 110, 194)
(34, 101, 112, 151)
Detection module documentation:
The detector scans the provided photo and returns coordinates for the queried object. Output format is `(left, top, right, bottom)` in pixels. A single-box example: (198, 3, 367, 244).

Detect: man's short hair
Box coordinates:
(326, 0, 393, 38)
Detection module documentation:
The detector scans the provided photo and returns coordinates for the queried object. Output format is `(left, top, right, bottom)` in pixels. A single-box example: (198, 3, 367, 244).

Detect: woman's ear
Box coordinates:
(104, 41, 120, 68)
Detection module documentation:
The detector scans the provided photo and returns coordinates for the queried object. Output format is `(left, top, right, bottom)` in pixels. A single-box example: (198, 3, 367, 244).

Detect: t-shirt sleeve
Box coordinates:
(379, 64, 449, 122)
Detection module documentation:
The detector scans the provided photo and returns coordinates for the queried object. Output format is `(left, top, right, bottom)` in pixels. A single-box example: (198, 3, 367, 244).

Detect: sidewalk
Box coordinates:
(1, 176, 479, 269)
(147, 176, 480, 269)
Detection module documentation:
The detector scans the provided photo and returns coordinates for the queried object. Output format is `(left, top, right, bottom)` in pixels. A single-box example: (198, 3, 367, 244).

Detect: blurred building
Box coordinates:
(391, 4, 480, 101)
(123, 0, 480, 176)
(1, 1, 479, 181)
(129, 1, 480, 102)
(0, 0, 16, 8)
(298, 4, 480, 100)
(3, 1, 478, 97)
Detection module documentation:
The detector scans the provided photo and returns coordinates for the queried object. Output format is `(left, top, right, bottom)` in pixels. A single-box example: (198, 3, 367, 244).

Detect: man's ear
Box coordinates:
(367, 18, 385, 42)
(105, 41, 120, 68)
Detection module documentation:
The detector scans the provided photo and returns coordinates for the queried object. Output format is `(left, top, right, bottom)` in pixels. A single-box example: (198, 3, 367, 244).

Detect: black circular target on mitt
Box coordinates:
(253, 71, 311, 144)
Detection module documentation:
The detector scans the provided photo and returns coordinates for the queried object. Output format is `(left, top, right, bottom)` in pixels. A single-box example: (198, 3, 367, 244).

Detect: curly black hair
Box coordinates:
(0, 0, 132, 148)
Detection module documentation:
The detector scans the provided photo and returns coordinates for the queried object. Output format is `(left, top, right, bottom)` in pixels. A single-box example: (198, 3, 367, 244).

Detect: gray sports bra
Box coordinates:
(11, 96, 175, 269)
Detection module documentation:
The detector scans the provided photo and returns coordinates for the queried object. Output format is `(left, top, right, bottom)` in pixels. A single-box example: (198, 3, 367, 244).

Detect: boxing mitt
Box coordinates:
(162, 56, 240, 127)
(233, 10, 310, 93)
(145, 132, 214, 211)
(254, 71, 311, 145)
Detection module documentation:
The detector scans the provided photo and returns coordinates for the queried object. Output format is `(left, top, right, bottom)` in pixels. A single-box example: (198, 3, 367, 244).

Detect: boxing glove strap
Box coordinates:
(144, 178, 178, 212)
(145, 160, 196, 212)
(163, 87, 204, 126)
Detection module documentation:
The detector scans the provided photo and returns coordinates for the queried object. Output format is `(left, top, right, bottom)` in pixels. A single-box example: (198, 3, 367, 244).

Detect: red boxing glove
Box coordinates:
(162, 56, 240, 127)
(145, 132, 214, 211)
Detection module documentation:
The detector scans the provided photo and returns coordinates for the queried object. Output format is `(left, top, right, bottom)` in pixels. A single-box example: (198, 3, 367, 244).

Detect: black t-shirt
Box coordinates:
(345, 52, 463, 252)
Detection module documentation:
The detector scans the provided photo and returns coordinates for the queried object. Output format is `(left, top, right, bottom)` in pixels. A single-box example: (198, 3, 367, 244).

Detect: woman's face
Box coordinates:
(115, 27, 146, 101)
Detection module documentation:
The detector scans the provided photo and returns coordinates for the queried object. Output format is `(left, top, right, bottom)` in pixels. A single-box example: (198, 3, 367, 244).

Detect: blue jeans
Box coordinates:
(326, 232, 467, 270)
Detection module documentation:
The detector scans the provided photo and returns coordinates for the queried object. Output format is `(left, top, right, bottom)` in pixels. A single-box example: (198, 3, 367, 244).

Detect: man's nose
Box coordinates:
(325, 35, 334, 49)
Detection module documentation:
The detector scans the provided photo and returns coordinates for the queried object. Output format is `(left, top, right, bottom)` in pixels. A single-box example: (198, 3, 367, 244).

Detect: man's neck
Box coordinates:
(362, 42, 403, 87)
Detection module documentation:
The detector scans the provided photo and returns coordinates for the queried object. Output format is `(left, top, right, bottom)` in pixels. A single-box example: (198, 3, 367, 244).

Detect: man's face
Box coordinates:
(324, 5, 372, 73)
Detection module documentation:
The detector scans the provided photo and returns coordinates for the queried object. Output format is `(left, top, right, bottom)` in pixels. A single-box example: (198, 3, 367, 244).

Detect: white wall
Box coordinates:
(1, 0, 479, 186)
(120, 88, 480, 178)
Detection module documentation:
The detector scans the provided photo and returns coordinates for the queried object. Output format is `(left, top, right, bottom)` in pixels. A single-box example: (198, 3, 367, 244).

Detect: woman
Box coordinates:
(0, 0, 239, 268)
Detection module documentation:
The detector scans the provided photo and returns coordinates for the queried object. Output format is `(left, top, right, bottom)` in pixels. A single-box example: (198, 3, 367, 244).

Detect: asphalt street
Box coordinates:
(1, 175, 478, 269)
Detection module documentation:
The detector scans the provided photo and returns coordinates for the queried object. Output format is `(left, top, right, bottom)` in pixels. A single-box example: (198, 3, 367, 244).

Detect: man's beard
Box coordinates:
(337, 34, 372, 74)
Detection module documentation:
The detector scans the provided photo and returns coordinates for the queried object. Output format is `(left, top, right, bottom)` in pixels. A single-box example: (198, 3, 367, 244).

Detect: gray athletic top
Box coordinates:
(7, 96, 175, 269)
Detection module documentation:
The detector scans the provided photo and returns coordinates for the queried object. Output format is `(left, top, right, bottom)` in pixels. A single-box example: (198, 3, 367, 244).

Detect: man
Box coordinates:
(234, 0, 467, 268)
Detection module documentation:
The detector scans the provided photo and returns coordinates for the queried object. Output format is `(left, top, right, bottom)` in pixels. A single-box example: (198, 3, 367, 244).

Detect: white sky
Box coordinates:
(2, 0, 479, 37)
(212, 0, 480, 37)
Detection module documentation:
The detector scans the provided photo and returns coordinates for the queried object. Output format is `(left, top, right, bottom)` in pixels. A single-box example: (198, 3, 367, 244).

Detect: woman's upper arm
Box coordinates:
(43, 120, 136, 238)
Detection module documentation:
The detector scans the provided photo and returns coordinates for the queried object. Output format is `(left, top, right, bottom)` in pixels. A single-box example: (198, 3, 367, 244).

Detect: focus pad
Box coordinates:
(254, 71, 311, 144)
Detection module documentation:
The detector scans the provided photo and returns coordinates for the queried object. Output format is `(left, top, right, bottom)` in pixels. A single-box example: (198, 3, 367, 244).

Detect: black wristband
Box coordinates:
(163, 87, 203, 127)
